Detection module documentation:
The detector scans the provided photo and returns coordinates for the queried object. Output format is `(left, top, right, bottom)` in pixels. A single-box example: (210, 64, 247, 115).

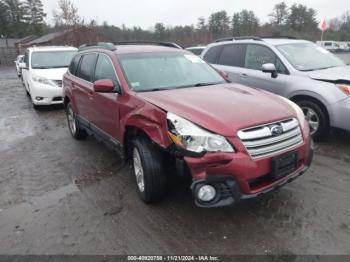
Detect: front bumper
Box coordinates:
(188, 137, 314, 208)
(30, 81, 63, 105)
(329, 97, 350, 132)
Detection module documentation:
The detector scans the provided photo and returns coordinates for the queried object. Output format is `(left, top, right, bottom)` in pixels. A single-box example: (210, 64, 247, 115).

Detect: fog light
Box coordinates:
(197, 185, 216, 202)
(35, 96, 44, 101)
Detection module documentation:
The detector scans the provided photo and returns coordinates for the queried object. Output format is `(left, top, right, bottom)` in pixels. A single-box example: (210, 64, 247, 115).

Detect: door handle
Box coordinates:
(240, 73, 249, 79)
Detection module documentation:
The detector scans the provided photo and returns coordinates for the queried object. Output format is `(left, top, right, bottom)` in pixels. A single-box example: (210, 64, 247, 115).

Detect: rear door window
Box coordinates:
(203, 45, 222, 64)
(217, 44, 245, 67)
(76, 53, 98, 82)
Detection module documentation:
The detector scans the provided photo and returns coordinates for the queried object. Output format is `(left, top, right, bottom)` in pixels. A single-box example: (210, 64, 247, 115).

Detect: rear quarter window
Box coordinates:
(203, 45, 222, 64)
(69, 55, 81, 75)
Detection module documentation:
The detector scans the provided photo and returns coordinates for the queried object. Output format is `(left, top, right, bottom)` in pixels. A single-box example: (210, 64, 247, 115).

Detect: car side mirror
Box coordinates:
(19, 62, 27, 69)
(93, 79, 116, 93)
(262, 63, 278, 79)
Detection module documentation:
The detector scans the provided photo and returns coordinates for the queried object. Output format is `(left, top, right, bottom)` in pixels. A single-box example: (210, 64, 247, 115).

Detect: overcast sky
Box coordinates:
(42, 0, 349, 29)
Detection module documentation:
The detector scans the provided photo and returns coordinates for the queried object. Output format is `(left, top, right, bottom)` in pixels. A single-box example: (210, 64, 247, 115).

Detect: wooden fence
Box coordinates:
(0, 47, 21, 67)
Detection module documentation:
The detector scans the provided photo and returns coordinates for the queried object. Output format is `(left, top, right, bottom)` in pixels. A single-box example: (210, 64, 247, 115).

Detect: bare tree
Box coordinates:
(53, 0, 80, 28)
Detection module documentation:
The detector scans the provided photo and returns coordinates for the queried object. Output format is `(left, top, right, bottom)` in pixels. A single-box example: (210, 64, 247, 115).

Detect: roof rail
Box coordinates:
(215, 37, 235, 42)
(215, 36, 262, 43)
(78, 42, 116, 51)
(261, 35, 297, 39)
(113, 41, 182, 49)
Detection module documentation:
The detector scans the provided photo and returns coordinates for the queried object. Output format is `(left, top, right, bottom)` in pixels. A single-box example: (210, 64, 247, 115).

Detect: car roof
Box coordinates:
(27, 46, 78, 52)
(114, 45, 185, 54)
(186, 46, 205, 49)
(262, 38, 311, 46)
(209, 38, 311, 47)
(77, 45, 186, 55)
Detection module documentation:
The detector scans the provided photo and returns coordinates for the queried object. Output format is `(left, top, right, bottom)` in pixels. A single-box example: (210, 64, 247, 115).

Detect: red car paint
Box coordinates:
(63, 45, 313, 207)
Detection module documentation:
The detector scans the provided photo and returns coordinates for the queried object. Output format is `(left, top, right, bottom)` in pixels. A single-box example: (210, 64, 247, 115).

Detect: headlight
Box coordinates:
(32, 75, 56, 87)
(280, 97, 306, 129)
(167, 112, 234, 153)
(336, 84, 350, 96)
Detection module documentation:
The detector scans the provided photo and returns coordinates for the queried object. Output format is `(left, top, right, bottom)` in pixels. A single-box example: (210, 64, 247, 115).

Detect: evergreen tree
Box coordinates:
(2, 0, 27, 37)
(269, 2, 289, 25)
(208, 10, 230, 38)
(23, 0, 46, 35)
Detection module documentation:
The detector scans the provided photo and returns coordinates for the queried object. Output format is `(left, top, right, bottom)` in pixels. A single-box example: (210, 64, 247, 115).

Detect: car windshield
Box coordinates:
(31, 51, 77, 69)
(118, 52, 225, 92)
(277, 42, 345, 71)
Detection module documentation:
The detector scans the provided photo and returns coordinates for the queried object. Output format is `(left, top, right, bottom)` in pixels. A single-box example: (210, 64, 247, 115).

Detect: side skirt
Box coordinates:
(77, 116, 125, 161)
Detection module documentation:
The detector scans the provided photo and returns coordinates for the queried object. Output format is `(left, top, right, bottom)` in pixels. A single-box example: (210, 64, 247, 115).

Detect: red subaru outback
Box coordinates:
(63, 42, 313, 208)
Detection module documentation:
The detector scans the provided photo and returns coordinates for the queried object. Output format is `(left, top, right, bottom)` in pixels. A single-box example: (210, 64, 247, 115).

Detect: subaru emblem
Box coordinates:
(270, 125, 283, 136)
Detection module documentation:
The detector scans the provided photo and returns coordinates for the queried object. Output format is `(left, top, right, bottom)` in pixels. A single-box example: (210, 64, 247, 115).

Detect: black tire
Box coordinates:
(65, 102, 87, 140)
(132, 137, 167, 203)
(296, 100, 329, 140)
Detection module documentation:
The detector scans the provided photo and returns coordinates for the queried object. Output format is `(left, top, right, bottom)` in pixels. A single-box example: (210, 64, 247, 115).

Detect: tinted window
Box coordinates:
(217, 44, 245, 67)
(324, 42, 332, 46)
(94, 55, 118, 86)
(76, 54, 98, 82)
(203, 45, 222, 64)
(69, 55, 81, 75)
(245, 45, 287, 74)
(188, 48, 204, 56)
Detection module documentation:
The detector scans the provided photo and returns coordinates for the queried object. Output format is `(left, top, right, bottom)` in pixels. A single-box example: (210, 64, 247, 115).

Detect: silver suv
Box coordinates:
(201, 37, 350, 139)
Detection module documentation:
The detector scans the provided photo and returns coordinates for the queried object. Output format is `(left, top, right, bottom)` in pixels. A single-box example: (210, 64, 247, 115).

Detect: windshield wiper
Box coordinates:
(193, 82, 222, 87)
(136, 82, 223, 92)
(136, 88, 172, 92)
(301, 66, 336, 72)
(50, 65, 69, 68)
(33, 66, 68, 69)
(169, 82, 223, 89)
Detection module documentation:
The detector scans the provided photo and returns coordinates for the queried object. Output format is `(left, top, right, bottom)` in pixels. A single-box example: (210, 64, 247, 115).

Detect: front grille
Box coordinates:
(238, 118, 303, 159)
(219, 183, 232, 199)
(52, 96, 63, 102)
(53, 80, 63, 87)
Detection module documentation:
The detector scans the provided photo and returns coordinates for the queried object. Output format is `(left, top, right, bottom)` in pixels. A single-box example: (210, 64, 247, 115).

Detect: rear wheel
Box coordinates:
(65, 102, 87, 140)
(296, 100, 329, 140)
(132, 137, 167, 203)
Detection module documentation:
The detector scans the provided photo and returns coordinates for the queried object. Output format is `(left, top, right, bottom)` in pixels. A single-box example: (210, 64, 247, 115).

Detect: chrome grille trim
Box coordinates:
(238, 118, 303, 159)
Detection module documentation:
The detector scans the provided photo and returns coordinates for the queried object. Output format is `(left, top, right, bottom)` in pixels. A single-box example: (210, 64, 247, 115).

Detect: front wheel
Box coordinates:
(132, 137, 167, 203)
(296, 100, 329, 140)
(65, 102, 87, 140)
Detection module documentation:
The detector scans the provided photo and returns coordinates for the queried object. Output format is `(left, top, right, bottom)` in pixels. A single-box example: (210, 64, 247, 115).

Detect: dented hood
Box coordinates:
(137, 84, 296, 136)
(308, 65, 350, 82)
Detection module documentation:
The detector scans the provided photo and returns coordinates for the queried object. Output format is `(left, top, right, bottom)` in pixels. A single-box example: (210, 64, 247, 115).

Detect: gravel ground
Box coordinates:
(0, 65, 349, 255)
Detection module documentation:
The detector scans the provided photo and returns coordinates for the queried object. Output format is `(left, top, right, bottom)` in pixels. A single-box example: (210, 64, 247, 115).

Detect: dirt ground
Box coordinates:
(0, 62, 350, 255)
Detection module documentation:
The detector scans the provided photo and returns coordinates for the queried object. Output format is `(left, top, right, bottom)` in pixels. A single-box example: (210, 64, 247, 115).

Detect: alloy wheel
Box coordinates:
(67, 106, 77, 135)
(302, 106, 320, 135)
(133, 148, 145, 192)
